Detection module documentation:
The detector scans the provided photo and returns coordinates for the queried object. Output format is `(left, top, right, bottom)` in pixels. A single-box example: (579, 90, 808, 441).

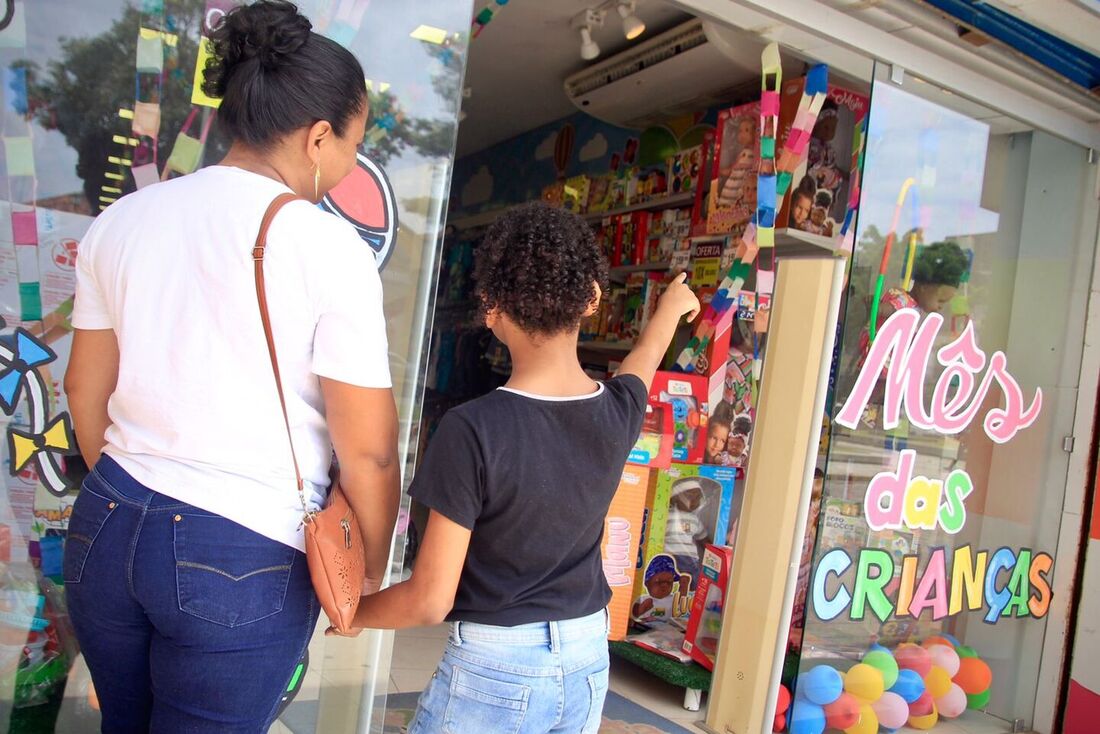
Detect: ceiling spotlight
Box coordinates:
(579, 26, 601, 60)
(617, 1, 645, 40)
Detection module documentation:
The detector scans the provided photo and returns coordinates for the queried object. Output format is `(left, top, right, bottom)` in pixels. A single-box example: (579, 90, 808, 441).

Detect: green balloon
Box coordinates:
(967, 687, 991, 710)
(956, 645, 979, 659)
(861, 650, 899, 689)
(637, 127, 679, 168)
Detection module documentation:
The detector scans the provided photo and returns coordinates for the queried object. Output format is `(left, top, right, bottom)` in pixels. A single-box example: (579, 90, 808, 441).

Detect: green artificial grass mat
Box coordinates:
(608, 641, 712, 690)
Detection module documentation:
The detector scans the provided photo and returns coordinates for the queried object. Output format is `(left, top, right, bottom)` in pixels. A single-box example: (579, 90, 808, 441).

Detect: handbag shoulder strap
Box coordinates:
(253, 192, 311, 517)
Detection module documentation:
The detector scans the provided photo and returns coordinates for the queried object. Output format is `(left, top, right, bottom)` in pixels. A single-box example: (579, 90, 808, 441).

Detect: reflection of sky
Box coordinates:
(858, 82, 1000, 251)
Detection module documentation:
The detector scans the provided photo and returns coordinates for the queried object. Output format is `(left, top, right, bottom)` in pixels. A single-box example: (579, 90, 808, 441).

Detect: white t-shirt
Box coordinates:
(72, 166, 391, 551)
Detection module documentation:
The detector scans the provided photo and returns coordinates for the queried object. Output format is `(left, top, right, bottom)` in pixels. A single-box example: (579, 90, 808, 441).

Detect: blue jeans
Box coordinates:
(409, 610, 611, 734)
(64, 456, 319, 733)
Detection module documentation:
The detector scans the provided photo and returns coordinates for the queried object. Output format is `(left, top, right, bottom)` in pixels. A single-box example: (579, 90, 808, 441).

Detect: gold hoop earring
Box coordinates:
(313, 163, 321, 200)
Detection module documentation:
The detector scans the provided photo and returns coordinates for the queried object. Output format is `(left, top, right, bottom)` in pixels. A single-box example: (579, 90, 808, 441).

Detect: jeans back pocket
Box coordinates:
(63, 481, 119, 584)
(443, 665, 530, 734)
(173, 514, 296, 628)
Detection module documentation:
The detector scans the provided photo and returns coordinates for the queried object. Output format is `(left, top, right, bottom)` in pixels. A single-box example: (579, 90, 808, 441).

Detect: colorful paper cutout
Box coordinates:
(132, 101, 162, 138)
(3, 135, 34, 177)
(190, 38, 221, 108)
(131, 162, 159, 189)
(10, 209, 35, 245)
(136, 29, 165, 73)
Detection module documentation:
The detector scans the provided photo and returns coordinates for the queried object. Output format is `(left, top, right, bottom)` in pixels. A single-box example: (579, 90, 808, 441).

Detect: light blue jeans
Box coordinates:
(408, 609, 610, 734)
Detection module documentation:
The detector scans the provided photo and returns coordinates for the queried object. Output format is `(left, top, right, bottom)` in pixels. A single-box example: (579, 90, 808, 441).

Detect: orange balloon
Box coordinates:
(922, 636, 953, 649)
(954, 657, 993, 696)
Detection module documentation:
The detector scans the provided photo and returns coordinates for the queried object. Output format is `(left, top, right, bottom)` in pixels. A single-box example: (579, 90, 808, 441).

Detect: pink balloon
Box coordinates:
(927, 645, 961, 677)
(895, 644, 933, 678)
(936, 683, 968, 719)
(872, 691, 909, 730)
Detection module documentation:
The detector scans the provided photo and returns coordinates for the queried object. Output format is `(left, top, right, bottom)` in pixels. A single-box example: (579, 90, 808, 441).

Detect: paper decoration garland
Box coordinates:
(0, 323, 74, 496)
(471, 0, 508, 38)
(837, 113, 868, 254)
(1, 6, 41, 322)
(673, 45, 830, 377)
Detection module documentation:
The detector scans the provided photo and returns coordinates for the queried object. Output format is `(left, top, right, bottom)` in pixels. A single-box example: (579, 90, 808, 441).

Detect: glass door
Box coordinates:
(793, 61, 1099, 733)
(0, 1, 471, 731)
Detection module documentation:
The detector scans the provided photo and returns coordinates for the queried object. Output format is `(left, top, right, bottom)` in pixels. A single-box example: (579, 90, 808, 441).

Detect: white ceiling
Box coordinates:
(456, 0, 694, 157)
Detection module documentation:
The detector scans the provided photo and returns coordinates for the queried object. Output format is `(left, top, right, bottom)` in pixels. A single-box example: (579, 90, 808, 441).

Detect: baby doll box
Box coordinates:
(706, 101, 761, 236)
(630, 463, 736, 629)
(602, 465, 652, 640)
(682, 544, 734, 671)
(773, 79, 869, 234)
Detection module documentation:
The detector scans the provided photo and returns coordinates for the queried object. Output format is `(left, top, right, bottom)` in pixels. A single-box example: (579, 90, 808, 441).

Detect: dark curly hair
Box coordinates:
(474, 202, 609, 335)
(202, 0, 366, 149)
(912, 240, 969, 289)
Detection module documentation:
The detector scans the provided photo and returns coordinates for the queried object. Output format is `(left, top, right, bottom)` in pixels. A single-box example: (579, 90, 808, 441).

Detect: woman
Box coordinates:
(63, 2, 399, 731)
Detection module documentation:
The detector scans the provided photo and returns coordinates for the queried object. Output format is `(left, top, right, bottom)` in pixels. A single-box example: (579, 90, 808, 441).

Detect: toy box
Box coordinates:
(563, 175, 591, 214)
(706, 101, 760, 235)
(649, 371, 709, 464)
(602, 465, 652, 640)
(774, 80, 869, 237)
(666, 145, 703, 197)
(628, 402, 674, 468)
(630, 463, 737, 629)
(682, 544, 734, 670)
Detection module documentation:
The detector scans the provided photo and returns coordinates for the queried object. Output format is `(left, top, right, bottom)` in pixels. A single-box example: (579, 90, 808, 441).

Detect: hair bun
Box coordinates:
(203, 1, 312, 98)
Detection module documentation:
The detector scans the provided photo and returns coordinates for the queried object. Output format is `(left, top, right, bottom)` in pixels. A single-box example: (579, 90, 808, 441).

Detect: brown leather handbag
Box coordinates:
(253, 192, 365, 634)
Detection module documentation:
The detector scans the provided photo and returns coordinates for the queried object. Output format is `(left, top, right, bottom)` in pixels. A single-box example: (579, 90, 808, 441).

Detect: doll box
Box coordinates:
(682, 544, 734, 670)
(706, 101, 760, 235)
(629, 463, 737, 629)
(602, 465, 652, 640)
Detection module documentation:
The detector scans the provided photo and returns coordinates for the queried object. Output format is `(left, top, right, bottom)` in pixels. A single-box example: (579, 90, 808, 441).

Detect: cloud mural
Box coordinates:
(579, 133, 609, 163)
(461, 164, 494, 207)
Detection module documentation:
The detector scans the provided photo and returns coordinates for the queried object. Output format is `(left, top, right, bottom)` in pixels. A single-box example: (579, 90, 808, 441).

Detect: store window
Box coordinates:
(0, 0, 469, 731)
(791, 65, 1098, 733)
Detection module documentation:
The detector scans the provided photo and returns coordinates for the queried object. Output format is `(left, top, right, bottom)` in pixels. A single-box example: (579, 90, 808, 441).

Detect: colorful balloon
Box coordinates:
(862, 650, 900, 689)
(922, 636, 953, 649)
(937, 683, 967, 718)
(800, 666, 844, 706)
(908, 702, 939, 731)
(954, 657, 993, 695)
(844, 705, 878, 734)
(824, 692, 861, 730)
(889, 669, 926, 704)
(927, 644, 961, 677)
(924, 666, 953, 699)
(894, 644, 933, 678)
(844, 663, 885, 702)
(872, 691, 909, 730)
(777, 684, 791, 715)
(956, 645, 979, 659)
(773, 712, 786, 732)
(967, 687, 991, 710)
(789, 699, 826, 734)
(910, 690, 935, 717)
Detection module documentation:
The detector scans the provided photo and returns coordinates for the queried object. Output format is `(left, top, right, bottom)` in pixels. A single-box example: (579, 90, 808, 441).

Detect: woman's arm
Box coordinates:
(320, 378, 401, 592)
(64, 329, 119, 468)
(330, 509, 470, 632)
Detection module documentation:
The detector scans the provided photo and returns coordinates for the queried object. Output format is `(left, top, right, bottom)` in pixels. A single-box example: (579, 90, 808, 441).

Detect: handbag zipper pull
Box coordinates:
(341, 518, 352, 549)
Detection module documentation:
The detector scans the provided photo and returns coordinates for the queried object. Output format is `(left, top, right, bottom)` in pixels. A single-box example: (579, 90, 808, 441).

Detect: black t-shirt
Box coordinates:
(409, 375, 647, 626)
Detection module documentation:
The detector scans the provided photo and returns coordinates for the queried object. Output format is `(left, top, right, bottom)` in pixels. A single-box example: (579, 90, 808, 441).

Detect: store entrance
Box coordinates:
(393, 0, 867, 728)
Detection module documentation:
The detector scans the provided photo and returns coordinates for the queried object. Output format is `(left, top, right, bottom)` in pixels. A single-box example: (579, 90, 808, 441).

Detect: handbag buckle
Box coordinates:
(252, 246, 266, 261)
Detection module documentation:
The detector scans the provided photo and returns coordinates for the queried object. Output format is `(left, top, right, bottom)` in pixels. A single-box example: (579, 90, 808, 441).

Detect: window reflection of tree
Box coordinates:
(18, 1, 463, 212)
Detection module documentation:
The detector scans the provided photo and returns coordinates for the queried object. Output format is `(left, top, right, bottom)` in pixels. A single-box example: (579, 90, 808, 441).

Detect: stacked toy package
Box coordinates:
(630, 463, 737, 630)
(601, 465, 652, 640)
(706, 101, 760, 236)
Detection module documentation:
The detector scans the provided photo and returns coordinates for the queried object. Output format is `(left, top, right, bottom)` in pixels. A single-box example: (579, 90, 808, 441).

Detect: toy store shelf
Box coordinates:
(609, 262, 671, 282)
(774, 228, 844, 257)
(578, 340, 634, 354)
(584, 193, 696, 223)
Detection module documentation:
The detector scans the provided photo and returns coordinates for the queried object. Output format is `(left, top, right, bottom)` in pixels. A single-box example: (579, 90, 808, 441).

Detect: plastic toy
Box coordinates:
(628, 402, 674, 468)
(648, 372, 709, 464)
